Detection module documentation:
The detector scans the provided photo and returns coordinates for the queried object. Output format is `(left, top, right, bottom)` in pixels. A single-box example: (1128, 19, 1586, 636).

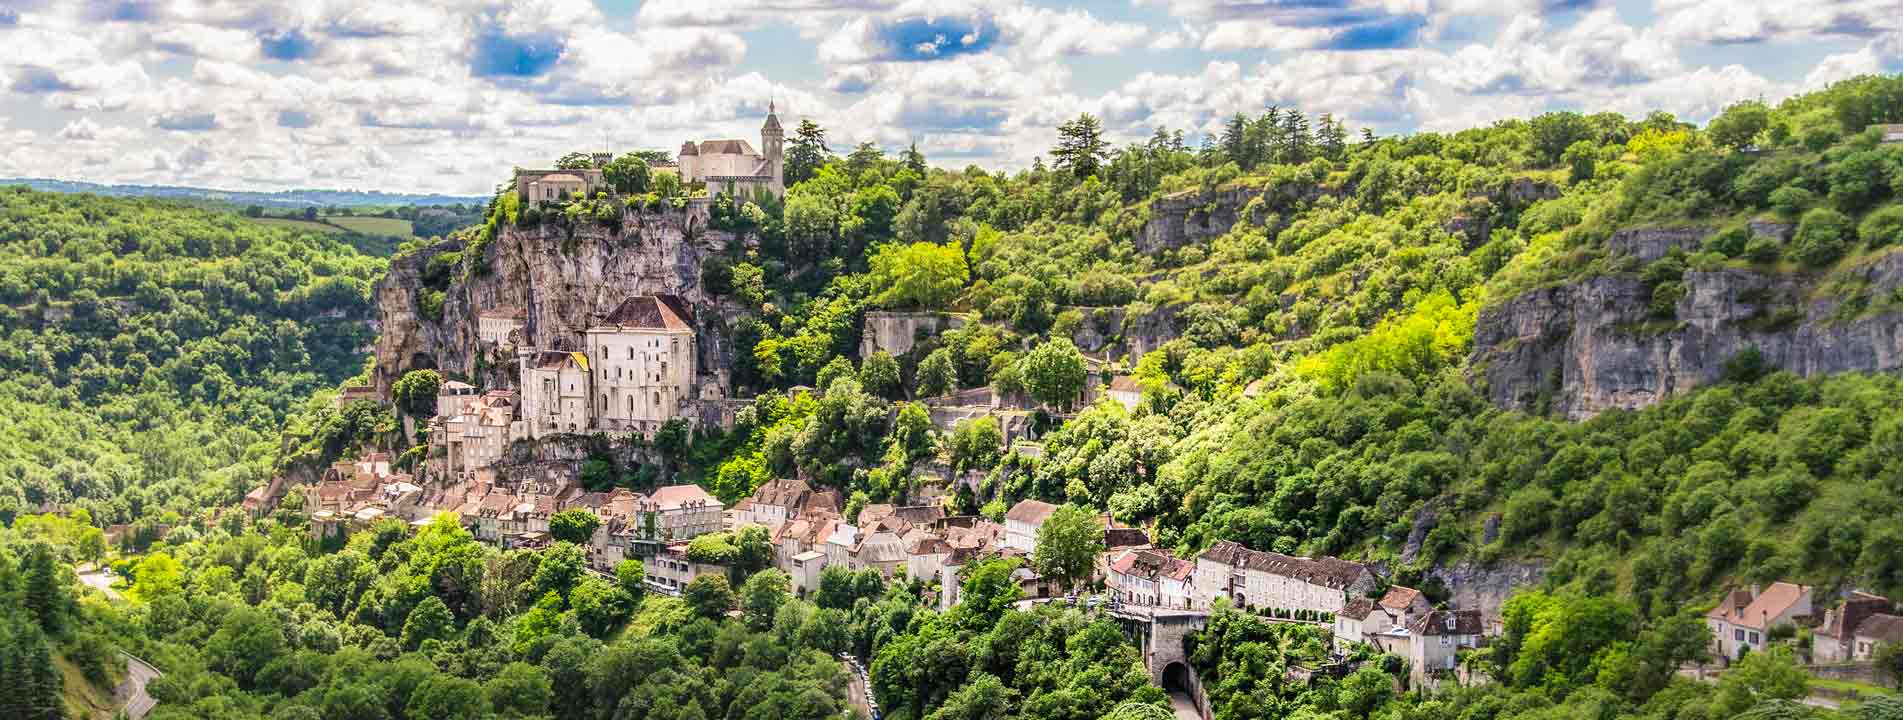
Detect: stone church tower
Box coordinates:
(761, 101, 784, 195)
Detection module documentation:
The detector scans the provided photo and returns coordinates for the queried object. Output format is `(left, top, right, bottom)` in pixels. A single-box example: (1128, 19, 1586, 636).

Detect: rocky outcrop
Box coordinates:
(372, 200, 745, 397)
(1064, 304, 1179, 364)
(1474, 252, 1903, 419)
(860, 311, 965, 359)
(1425, 560, 1547, 622)
(1137, 183, 1328, 255)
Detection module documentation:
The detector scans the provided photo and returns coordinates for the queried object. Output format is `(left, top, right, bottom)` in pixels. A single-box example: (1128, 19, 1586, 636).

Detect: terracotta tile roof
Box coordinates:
(540, 173, 584, 184)
(750, 478, 812, 509)
(1410, 609, 1483, 636)
(598, 295, 693, 331)
(1005, 499, 1059, 525)
(647, 484, 718, 511)
(857, 503, 895, 526)
(1708, 582, 1812, 630)
(1108, 375, 1141, 393)
(1340, 597, 1377, 621)
(1380, 586, 1424, 611)
(1855, 614, 1903, 643)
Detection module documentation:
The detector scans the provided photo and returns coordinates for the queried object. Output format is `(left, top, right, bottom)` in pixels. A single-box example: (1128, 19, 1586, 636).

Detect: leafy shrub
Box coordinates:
(1791, 207, 1854, 267)
(1860, 205, 1903, 248)
(1768, 186, 1816, 218)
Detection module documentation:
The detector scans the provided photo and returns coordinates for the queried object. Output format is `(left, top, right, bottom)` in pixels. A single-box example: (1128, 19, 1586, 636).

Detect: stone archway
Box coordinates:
(1162, 662, 1192, 694)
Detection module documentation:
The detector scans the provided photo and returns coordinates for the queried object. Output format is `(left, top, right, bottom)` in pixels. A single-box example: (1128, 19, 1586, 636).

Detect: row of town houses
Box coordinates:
(295, 450, 1903, 685)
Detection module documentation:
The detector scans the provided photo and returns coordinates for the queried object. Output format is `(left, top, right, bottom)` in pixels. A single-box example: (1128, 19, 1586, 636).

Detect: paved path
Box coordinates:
(116, 651, 162, 720)
(77, 568, 122, 601)
(1168, 690, 1201, 720)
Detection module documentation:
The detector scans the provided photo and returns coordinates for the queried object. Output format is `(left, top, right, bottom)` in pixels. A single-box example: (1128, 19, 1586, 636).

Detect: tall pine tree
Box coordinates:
(1051, 113, 1108, 180)
(784, 119, 832, 187)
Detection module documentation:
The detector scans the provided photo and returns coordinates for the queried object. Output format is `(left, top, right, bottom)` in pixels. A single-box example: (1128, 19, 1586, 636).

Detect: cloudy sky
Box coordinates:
(0, 0, 1899, 196)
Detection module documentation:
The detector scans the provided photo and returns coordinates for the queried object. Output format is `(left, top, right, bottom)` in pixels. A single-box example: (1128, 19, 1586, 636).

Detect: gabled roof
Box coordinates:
(1410, 609, 1483, 636)
(750, 478, 813, 509)
(596, 295, 693, 331)
(1005, 499, 1059, 525)
(1339, 597, 1378, 621)
(1855, 614, 1903, 643)
(1108, 375, 1141, 393)
(1708, 582, 1812, 630)
(699, 139, 759, 156)
(647, 484, 719, 511)
(1105, 527, 1150, 550)
(1380, 586, 1425, 612)
(1821, 591, 1893, 641)
(539, 173, 584, 183)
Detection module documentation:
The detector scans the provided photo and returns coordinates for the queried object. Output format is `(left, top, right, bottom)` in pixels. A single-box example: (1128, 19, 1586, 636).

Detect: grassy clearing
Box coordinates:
(57, 654, 119, 720)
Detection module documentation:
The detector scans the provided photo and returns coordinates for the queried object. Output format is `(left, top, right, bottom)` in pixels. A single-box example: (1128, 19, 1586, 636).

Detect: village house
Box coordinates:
(677, 103, 785, 199)
(1191, 540, 1377, 617)
(334, 383, 381, 410)
(1405, 610, 1484, 689)
(1706, 582, 1813, 662)
(584, 295, 697, 437)
(1878, 123, 1903, 144)
(1853, 613, 1903, 661)
(647, 540, 725, 596)
(735, 478, 816, 527)
(1003, 499, 1059, 553)
(518, 351, 592, 438)
(478, 307, 526, 346)
(1335, 597, 1379, 648)
(515, 166, 606, 205)
(1378, 585, 1432, 628)
(790, 550, 828, 595)
(1106, 548, 1196, 609)
(638, 484, 724, 548)
(1814, 591, 1894, 663)
(1103, 375, 1143, 411)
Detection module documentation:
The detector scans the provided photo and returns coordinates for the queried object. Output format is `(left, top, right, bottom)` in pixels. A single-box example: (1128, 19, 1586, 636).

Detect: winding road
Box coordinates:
(117, 651, 162, 720)
(76, 568, 161, 720)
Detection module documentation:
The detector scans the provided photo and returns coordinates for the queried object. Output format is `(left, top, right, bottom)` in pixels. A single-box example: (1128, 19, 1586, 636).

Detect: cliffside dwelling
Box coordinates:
(1106, 548, 1196, 609)
(583, 295, 697, 436)
(678, 103, 785, 199)
(1706, 581, 1813, 662)
(516, 168, 606, 204)
(478, 307, 526, 346)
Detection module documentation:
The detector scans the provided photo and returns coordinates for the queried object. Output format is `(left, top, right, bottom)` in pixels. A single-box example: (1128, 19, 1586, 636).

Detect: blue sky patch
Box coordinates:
(11, 67, 76, 93)
(1324, 15, 1425, 50)
(276, 110, 315, 129)
(259, 30, 317, 61)
(153, 113, 218, 131)
(882, 16, 996, 62)
(470, 30, 566, 78)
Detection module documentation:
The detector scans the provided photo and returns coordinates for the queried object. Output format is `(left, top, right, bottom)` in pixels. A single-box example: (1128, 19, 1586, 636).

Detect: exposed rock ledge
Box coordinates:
(1473, 251, 1903, 419)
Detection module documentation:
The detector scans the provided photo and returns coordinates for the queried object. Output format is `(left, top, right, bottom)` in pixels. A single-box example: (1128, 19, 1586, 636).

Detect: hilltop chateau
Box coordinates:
(513, 104, 786, 203)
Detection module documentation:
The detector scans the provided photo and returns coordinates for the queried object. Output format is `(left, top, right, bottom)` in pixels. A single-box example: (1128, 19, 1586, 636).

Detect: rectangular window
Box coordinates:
(1749, 632, 1759, 644)
(1735, 629, 1745, 641)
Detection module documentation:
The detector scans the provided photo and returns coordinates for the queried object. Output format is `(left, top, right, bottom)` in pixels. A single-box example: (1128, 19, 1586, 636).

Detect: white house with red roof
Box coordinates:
(1707, 582, 1813, 662)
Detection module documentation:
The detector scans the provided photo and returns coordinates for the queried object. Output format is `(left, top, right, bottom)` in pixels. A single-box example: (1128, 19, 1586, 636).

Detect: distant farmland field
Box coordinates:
(328, 216, 413, 236)
(253, 217, 343, 234)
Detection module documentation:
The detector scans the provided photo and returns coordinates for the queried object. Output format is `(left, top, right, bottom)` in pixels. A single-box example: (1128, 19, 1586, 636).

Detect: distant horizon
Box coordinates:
(1, 2, 1896, 196)
(3, 176, 489, 207)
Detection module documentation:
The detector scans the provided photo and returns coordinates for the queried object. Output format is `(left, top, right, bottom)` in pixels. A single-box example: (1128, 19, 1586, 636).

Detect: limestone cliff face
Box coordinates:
(1137, 184, 1319, 255)
(373, 202, 746, 397)
(1474, 231, 1903, 419)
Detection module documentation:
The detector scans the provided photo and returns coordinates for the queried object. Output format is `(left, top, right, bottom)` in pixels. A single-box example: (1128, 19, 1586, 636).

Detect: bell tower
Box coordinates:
(761, 100, 785, 194)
